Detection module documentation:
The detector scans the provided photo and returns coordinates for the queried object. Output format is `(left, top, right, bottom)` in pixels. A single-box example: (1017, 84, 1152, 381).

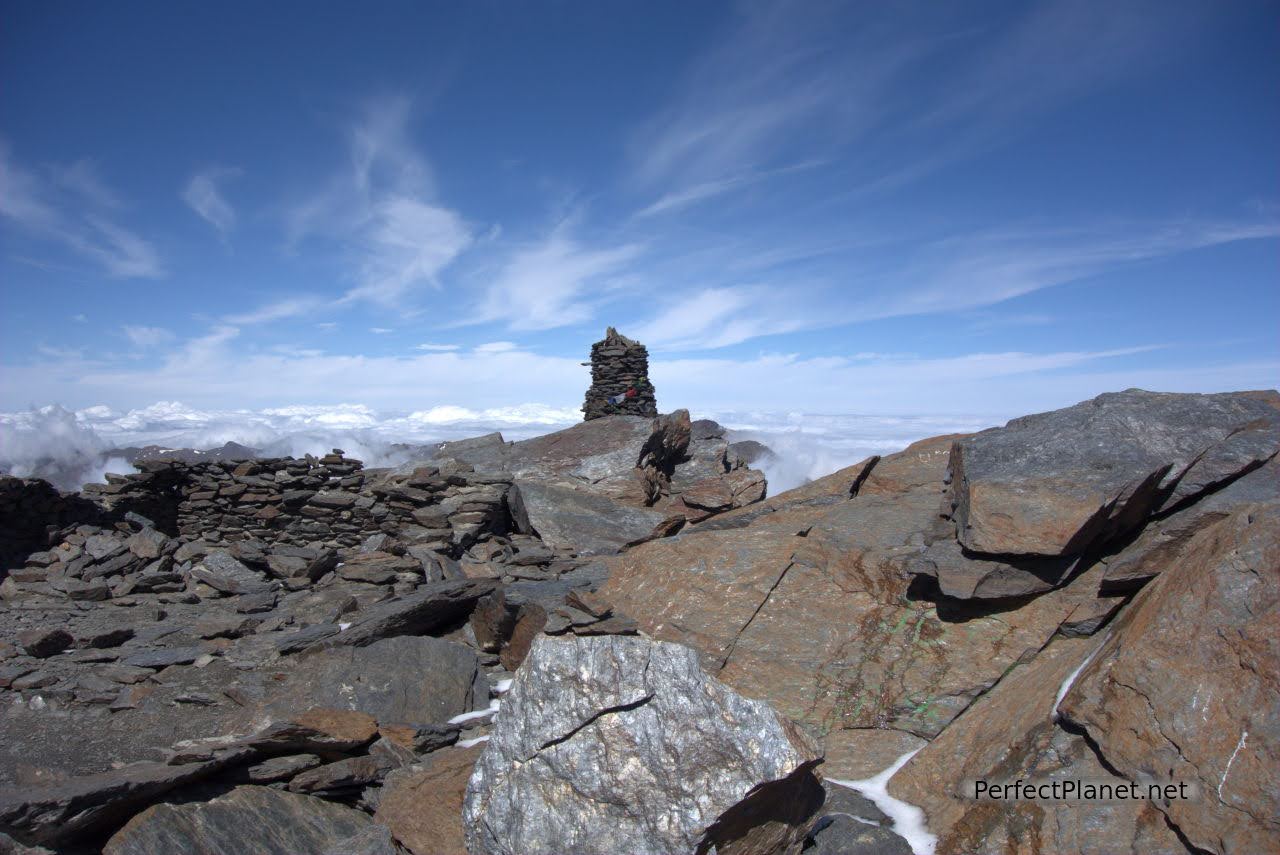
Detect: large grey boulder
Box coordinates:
(102, 785, 373, 855)
(948, 389, 1279, 558)
(463, 634, 823, 855)
(508, 481, 670, 556)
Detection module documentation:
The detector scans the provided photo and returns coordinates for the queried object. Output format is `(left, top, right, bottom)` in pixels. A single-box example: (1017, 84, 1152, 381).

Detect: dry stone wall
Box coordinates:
(77, 451, 511, 555)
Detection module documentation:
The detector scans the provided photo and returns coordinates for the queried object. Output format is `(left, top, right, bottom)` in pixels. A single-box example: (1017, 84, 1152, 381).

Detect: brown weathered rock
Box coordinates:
(313, 578, 497, 649)
(888, 634, 1182, 853)
(499, 602, 547, 671)
(508, 480, 670, 556)
(292, 708, 379, 746)
(288, 755, 392, 794)
(1101, 457, 1279, 591)
(267, 637, 487, 727)
(0, 752, 252, 847)
(678, 468, 768, 515)
(374, 745, 483, 855)
(1058, 502, 1280, 853)
(604, 436, 1117, 739)
(470, 589, 517, 653)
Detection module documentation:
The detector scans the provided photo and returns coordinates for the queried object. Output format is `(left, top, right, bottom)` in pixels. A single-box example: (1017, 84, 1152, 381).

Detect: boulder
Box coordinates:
(948, 389, 1279, 558)
(508, 481, 669, 556)
(888, 634, 1183, 854)
(125, 529, 169, 560)
(603, 434, 1115, 738)
(463, 634, 823, 855)
(17, 629, 72, 659)
(102, 785, 373, 855)
(314, 578, 496, 649)
(375, 745, 484, 855)
(1058, 502, 1280, 853)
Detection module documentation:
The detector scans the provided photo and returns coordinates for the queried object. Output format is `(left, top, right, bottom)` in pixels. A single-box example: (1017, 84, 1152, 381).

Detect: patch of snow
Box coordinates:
(1053, 632, 1112, 719)
(1219, 731, 1248, 799)
(457, 735, 491, 748)
(492, 678, 514, 695)
(448, 698, 500, 725)
(338, 622, 351, 631)
(829, 748, 937, 855)
(29, 695, 47, 711)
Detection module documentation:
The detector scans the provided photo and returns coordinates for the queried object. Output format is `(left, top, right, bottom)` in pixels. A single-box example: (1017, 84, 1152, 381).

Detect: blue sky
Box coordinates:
(2, 0, 1277, 424)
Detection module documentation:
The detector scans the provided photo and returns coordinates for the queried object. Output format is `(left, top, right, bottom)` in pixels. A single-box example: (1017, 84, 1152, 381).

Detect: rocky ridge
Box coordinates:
(0, 410, 770, 853)
(0, 388, 1276, 854)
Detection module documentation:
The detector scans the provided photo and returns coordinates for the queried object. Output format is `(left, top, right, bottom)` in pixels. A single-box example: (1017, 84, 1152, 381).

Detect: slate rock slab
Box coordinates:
(464, 634, 823, 855)
(0, 752, 252, 847)
(314, 579, 496, 649)
(375, 745, 484, 855)
(267, 636, 486, 727)
(508, 480, 669, 556)
(102, 785, 373, 855)
(949, 389, 1279, 557)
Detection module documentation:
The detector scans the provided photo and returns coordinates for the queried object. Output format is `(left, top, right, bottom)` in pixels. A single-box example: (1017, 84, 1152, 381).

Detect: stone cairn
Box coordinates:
(581, 327, 658, 421)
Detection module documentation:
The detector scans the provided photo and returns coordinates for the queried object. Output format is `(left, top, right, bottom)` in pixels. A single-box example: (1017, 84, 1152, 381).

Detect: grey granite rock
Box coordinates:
(464, 634, 823, 855)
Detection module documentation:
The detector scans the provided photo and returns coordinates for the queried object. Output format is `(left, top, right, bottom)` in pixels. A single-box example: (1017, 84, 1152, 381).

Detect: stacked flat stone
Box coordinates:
(68, 451, 509, 553)
(581, 327, 658, 421)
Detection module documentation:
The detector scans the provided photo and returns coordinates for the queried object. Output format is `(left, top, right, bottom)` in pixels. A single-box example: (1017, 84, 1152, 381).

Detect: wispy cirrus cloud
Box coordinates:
(467, 226, 642, 331)
(626, 217, 1280, 351)
(286, 97, 473, 308)
(631, 286, 812, 351)
(122, 325, 175, 348)
(182, 167, 240, 236)
(223, 296, 326, 325)
(630, 0, 1212, 213)
(0, 141, 163, 278)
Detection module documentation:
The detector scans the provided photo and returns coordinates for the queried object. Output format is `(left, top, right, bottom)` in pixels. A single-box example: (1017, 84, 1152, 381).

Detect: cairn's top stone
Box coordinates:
(582, 328, 657, 421)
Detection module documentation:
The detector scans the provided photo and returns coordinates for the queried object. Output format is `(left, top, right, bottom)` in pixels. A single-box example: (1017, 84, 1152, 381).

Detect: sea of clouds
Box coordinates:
(0, 401, 1000, 494)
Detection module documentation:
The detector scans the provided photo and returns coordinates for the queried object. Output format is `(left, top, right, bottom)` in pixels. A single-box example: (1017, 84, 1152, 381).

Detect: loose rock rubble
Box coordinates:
(0, 411, 769, 853)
